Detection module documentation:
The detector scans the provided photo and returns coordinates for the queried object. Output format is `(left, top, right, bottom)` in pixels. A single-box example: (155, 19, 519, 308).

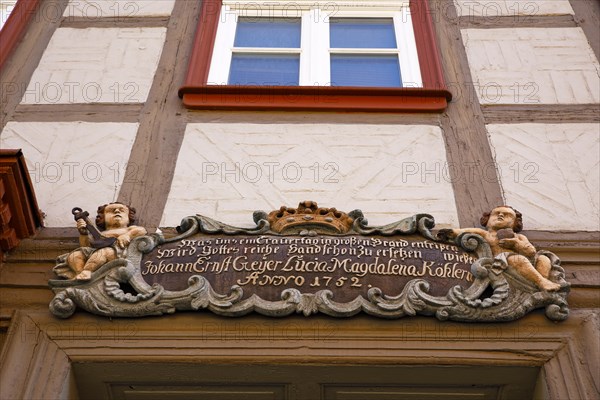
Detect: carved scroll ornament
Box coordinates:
(49, 202, 570, 322)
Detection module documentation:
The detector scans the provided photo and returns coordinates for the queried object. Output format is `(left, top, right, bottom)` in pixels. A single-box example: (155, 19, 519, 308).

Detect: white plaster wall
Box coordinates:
(21, 27, 166, 104)
(462, 28, 600, 104)
(488, 123, 600, 231)
(161, 123, 459, 228)
(63, 0, 175, 18)
(453, 0, 573, 16)
(0, 122, 138, 226)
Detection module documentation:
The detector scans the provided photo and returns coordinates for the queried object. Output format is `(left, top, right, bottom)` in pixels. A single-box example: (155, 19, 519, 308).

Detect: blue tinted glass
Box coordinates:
(229, 54, 300, 85)
(234, 18, 301, 48)
(330, 55, 401, 87)
(330, 18, 397, 48)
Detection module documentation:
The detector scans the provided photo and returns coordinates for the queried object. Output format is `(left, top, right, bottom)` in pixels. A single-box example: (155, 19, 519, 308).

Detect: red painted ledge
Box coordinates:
(180, 86, 452, 112)
(0, 149, 43, 254)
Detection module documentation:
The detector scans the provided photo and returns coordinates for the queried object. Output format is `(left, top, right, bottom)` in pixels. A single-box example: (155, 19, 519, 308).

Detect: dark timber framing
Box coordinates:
(60, 16, 169, 29)
(569, 0, 600, 61)
(116, 0, 202, 226)
(0, 0, 41, 70)
(482, 104, 600, 124)
(0, 0, 598, 229)
(431, 0, 504, 227)
(457, 14, 577, 29)
(11, 104, 143, 123)
(432, 0, 600, 226)
(0, 0, 69, 131)
(0, 2, 598, 396)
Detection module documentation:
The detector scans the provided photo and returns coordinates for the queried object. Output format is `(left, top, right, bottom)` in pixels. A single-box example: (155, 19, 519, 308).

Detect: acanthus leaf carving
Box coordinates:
(49, 204, 570, 323)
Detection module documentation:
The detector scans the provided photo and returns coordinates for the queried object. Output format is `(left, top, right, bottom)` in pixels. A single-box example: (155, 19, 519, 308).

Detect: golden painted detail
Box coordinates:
(49, 207, 571, 321)
(53, 203, 147, 281)
(438, 206, 563, 292)
(267, 201, 354, 234)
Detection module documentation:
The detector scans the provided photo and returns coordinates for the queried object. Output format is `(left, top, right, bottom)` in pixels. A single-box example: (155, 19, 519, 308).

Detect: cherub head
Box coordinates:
(95, 203, 137, 230)
(480, 206, 523, 232)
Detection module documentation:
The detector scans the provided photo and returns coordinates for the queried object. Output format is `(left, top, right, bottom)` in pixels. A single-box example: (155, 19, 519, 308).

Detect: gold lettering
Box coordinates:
(237, 271, 260, 286)
(142, 260, 153, 275)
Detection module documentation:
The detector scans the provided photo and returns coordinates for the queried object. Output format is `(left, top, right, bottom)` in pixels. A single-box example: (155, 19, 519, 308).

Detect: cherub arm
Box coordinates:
(76, 219, 91, 247)
(128, 225, 147, 238)
(116, 225, 148, 248)
(498, 233, 536, 257)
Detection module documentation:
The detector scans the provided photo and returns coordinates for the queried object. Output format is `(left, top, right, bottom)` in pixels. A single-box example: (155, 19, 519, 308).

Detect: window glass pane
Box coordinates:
(330, 18, 397, 48)
(229, 54, 300, 85)
(234, 18, 301, 48)
(330, 55, 401, 87)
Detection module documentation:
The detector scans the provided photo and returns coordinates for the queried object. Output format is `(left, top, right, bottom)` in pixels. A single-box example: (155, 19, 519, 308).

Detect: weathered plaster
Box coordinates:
(160, 123, 459, 228)
(21, 27, 166, 104)
(462, 27, 599, 104)
(0, 121, 138, 226)
(488, 123, 600, 231)
(453, 0, 573, 17)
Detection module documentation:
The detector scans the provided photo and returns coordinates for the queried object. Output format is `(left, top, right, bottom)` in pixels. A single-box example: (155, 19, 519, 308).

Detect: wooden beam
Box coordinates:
(570, 0, 600, 61)
(60, 16, 169, 29)
(481, 104, 600, 124)
(12, 104, 143, 122)
(457, 14, 576, 29)
(430, 0, 504, 227)
(0, 0, 69, 131)
(0, 0, 41, 70)
(116, 0, 203, 227)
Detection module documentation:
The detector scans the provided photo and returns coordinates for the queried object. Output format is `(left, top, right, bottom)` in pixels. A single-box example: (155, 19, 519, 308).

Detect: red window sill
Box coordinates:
(180, 86, 452, 112)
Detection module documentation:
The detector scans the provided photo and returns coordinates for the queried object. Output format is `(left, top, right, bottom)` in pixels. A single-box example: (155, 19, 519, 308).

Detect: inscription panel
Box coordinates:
(141, 235, 476, 302)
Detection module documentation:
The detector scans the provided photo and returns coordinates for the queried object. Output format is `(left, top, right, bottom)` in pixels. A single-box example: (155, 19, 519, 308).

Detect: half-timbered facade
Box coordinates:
(1, 0, 598, 398)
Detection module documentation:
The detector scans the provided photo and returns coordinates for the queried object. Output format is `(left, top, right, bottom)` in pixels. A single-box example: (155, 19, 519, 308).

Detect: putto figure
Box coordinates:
(54, 203, 147, 281)
(438, 206, 561, 291)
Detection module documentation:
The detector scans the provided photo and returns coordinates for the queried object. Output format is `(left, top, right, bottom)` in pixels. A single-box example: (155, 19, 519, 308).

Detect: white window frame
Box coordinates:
(207, 1, 423, 87)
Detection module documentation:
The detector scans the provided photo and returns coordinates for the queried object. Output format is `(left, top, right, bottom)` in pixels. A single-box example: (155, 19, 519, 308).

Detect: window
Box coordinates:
(179, 0, 451, 112)
(329, 18, 406, 87)
(226, 17, 302, 86)
(209, 9, 422, 88)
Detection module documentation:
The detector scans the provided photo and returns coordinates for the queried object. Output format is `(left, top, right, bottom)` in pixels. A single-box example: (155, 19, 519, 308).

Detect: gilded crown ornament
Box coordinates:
(267, 201, 355, 234)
